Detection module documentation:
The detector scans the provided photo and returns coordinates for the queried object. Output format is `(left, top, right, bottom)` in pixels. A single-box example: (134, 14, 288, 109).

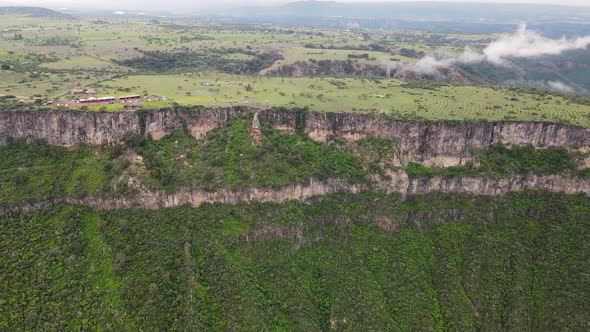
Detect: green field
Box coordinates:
(276, 46, 417, 66)
(96, 73, 590, 126)
(39, 55, 122, 71)
(2, 14, 590, 126)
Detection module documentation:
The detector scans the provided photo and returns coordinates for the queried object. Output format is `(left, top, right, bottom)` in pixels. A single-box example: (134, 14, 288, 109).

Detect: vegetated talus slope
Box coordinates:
(1, 192, 588, 330)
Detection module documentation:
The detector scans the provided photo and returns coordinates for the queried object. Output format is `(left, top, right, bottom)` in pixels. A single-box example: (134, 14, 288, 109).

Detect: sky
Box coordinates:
(1, 0, 589, 11)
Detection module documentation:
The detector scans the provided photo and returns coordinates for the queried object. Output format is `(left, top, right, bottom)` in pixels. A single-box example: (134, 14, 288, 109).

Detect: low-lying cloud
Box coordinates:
(392, 24, 590, 76)
(546, 80, 576, 93)
(483, 24, 590, 64)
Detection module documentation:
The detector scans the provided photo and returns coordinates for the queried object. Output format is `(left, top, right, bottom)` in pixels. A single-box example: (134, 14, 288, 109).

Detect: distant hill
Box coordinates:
(226, 2, 590, 36)
(0, 6, 72, 18)
(233, 1, 590, 22)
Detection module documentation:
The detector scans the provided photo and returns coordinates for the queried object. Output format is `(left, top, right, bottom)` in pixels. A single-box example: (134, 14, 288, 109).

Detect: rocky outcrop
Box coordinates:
(388, 170, 590, 196)
(0, 178, 364, 213)
(391, 65, 480, 85)
(0, 107, 245, 146)
(1, 107, 589, 165)
(1, 173, 589, 213)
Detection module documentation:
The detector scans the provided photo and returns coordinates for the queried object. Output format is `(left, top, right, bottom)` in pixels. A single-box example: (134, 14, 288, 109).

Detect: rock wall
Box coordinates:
(391, 171, 590, 196)
(1, 107, 589, 165)
(298, 112, 590, 165)
(1, 173, 589, 213)
(2, 107, 589, 212)
(0, 110, 141, 146)
(261, 60, 387, 77)
(0, 178, 363, 212)
(0, 107, 245, 146)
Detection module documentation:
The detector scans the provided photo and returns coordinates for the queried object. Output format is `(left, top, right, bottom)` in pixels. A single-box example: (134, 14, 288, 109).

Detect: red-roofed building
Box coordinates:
(79, 96, 115, 104)
(119, 94, 141, 100)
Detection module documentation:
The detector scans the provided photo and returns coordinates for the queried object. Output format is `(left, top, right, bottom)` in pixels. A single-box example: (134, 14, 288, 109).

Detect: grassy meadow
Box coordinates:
(97, 73, 590, 125)
(2, 14, 590, 126)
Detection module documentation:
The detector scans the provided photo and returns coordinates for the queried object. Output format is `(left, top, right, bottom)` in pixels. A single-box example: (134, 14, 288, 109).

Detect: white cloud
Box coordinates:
(547, 80, 575, 93)
(392, 24, 590, 76)
(483, 24, 590, 65)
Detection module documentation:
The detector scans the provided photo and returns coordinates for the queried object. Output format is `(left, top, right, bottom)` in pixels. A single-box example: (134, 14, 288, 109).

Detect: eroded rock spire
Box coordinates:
(251, 112, 262, 145)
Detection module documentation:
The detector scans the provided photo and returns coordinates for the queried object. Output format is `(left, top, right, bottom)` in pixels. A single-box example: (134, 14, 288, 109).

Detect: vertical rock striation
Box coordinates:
(1, 107, 589, 165)
(1, 174, 588, 213)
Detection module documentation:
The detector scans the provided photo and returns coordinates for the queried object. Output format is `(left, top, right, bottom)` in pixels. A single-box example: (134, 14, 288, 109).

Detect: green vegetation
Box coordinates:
(1, 126, 588, 205)
(1, 192, 588, 330)
(350, 137, 397, 178)
(101, 74, 590, 126)
(406, 145, 588, 178)
(136, 119, 365, 191)
(0, 140, 121, 204)
(2, 14, 590, 126)
(39, 55, 121, 71)
(0, 119, 366, 203)
(1, 10, 590, 332)
(116, 49, 283, 74)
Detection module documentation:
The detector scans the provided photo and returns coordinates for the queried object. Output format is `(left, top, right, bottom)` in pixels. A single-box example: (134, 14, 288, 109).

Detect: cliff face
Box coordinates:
(2, 108, 588, 166)
(0, 107, 243, 146)
(2, 173, 589, 213)
(0, 110, 141, 146)
(298, 112, 590, 165)
(0, 178, 363, 212)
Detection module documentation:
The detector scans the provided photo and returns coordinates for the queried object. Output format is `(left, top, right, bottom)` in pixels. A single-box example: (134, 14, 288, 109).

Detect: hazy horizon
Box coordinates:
(1, 0, 589, 12)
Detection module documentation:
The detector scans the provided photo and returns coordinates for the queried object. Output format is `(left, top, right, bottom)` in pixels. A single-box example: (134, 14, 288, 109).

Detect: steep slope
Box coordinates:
(0, 112, 589, 211)
(1, 108, 589, 166)
(1, 192, 588, 330)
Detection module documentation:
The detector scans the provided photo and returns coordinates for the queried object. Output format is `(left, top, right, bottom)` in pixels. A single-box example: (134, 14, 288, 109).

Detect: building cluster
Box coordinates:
(56, 89, 166, 107)
(78, 94, 141, 104)
(71, 87, 142, 104)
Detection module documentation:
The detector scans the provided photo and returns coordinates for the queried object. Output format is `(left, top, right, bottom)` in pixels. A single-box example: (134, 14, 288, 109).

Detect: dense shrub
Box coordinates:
(406, 144, 585, 178)
(137, 119, 366, 190)
(115, 49, 283, 74)
(1, 192, 588, 330)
